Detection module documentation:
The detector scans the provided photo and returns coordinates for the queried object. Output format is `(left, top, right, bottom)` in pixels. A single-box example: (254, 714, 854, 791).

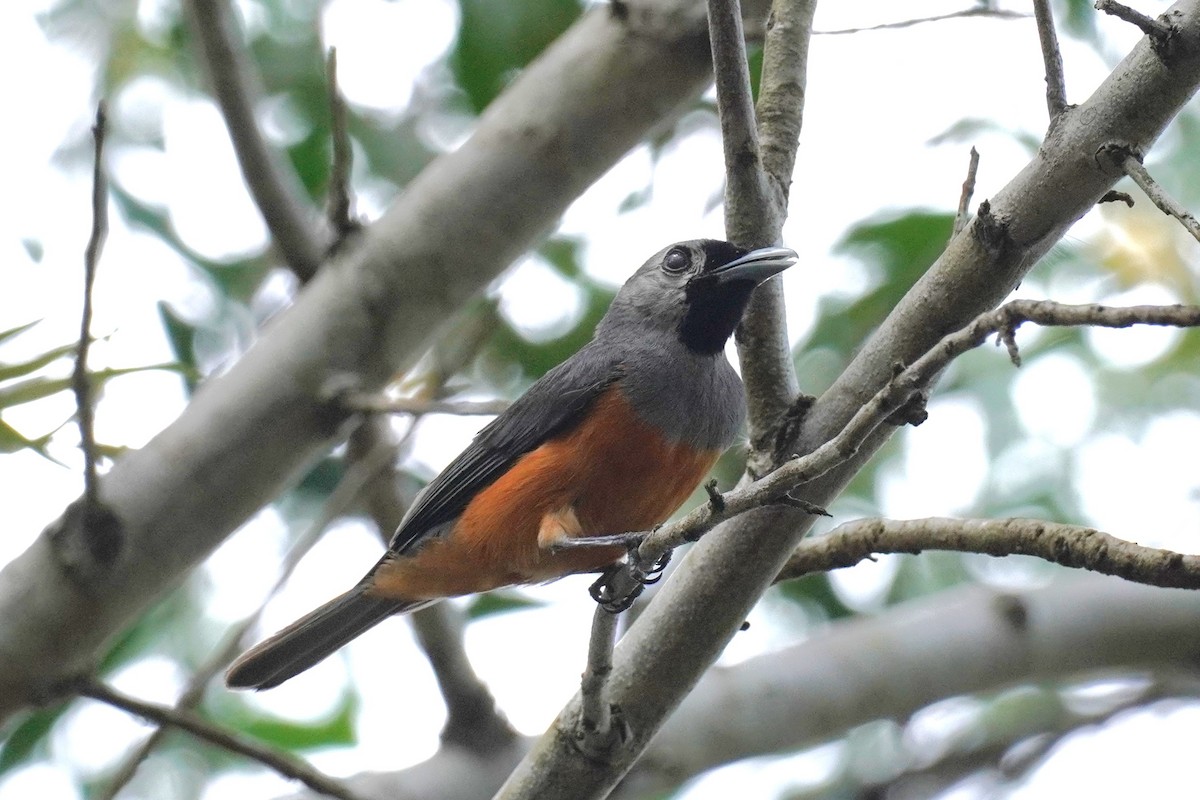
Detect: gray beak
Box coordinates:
(710, 246, 798, 285)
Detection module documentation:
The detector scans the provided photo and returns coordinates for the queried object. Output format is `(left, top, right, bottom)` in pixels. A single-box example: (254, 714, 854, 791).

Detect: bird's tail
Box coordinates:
(226, 586, 428, 690)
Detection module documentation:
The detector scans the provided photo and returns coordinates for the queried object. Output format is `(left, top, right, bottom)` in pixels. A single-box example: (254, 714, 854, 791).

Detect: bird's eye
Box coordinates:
(663, 247, 690, 274)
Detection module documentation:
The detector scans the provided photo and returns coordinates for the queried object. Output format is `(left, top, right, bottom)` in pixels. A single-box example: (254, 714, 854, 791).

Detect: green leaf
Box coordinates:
(0, 320, 41, 345)
(451, 0, 582, 113)
(226, 691, 359, 751)
(806, 211, 955, 365)
(157, 302, 200, 393)
(0, 705, 68, 776)
(0, 419, 53, 456)
(0, 364, 186, 410)
(776, 573, 856, 620)
(0, 342, 80, 383)
(465, 590, 545, 618)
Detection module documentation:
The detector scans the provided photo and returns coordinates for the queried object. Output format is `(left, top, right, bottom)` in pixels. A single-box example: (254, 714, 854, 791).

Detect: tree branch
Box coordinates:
(1111, 147, 1200, 244)
(184, 0, 326, 280)
(776, 517, 1200, 589)
(1033, 0, 1069, 119)
(1096, 0, 1176, 39)
(707, 0, 799, 469)
(73, 678, 367, 800)
(953, 146, 981, 238)
(816, 8, 1028, 35)
(74, 103, 107, 510)
(324, 46, 360, 251)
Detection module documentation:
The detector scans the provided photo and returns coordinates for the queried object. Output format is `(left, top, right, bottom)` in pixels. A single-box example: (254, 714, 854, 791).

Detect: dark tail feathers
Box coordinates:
(226, 587, 426, 690)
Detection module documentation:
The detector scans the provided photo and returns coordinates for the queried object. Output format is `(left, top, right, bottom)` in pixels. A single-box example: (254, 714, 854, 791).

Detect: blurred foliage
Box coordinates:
(0, 321, 185, 458)
(451, 0, 581, 112)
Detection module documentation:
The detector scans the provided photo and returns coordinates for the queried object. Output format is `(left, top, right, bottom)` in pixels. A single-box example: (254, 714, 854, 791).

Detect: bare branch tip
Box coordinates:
(1094, 0, 1175, 41)
(1032, 0, 1068, 119)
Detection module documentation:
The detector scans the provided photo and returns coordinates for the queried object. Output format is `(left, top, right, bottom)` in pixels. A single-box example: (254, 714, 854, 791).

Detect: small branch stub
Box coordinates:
(1095, 0, 1175, 41)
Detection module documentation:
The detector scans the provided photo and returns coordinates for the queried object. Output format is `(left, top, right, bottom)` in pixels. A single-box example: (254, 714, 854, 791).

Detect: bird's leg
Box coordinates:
(540, 507, 648, 553)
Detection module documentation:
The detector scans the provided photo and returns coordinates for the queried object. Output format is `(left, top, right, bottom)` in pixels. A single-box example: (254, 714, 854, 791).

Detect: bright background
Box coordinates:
(1, 0, 1199, 798)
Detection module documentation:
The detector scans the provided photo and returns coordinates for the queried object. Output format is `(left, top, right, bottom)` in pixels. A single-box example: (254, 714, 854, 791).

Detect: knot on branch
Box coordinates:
(974, 199, 1013, 257)
(48, 498, 125, 583)
(570, 703, 631, 763)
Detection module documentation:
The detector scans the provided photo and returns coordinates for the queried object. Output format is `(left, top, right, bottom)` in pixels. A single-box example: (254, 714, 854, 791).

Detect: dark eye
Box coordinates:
(663, 247, 690, 274)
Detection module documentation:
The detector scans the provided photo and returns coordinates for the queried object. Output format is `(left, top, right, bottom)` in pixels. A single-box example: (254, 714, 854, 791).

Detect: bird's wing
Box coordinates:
(389, 342, 624, 554)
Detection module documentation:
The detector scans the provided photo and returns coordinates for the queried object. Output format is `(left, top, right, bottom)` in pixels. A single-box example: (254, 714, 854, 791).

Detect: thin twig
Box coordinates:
(185, 0, 325, 280)
(952, 147, 981, 238)
(577, 605, 620, 757)
(1118, 152, 1200, 244)
(816, 8, 1028, 35)
(1095, 0, 1174, 39)
(775, 517, 1200, 589)
(342, 394, 509, 416)
(74, 103, 108, 509)
(74, 678, 367, 800)
(596, 299, 1200, 606)
(1033, 0, 1069, 118)
(325, 46, 360, 251)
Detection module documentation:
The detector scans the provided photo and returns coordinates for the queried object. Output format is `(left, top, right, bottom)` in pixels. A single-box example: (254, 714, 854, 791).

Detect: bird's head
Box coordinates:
(598, 239, 798, 355)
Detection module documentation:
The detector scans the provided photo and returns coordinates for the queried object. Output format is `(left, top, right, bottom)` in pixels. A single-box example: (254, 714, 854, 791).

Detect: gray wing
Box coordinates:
(389, 341, 624, 554)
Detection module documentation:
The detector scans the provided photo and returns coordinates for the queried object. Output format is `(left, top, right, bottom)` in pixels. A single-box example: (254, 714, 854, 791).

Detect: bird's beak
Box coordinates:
(709, 246, 798, 285)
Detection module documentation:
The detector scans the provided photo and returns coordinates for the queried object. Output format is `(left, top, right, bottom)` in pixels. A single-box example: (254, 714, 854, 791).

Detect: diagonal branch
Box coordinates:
(185, 0, 326, 280)
(1110, 147, 1200, 243)
(74, 678, 367, 800)
(816, 8, 1028, 35)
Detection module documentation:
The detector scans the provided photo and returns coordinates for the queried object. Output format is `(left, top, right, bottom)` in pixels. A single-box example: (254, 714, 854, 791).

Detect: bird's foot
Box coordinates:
(585, 534, 673, 613)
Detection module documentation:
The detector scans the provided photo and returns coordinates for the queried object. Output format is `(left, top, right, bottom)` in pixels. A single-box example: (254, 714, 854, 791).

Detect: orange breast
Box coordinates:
(368, 386, 721, 600)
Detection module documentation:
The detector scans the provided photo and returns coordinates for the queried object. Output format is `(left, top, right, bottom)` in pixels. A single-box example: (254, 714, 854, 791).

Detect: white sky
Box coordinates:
(1, 1, 1198, 799)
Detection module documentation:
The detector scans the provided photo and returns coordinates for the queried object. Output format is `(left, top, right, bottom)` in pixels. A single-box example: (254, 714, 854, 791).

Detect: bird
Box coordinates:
(226, 239, 797, 690)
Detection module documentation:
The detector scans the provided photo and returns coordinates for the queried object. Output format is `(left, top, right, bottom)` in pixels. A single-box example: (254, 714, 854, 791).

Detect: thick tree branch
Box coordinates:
(0, 0, 765, 724)
(498, 5, 1200, 796)
(776, 517, 1200, 588)
(185, 0, 326, 280)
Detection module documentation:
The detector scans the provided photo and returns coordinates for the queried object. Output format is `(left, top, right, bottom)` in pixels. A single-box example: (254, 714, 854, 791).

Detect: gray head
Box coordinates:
(596, 239, 798, 355)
